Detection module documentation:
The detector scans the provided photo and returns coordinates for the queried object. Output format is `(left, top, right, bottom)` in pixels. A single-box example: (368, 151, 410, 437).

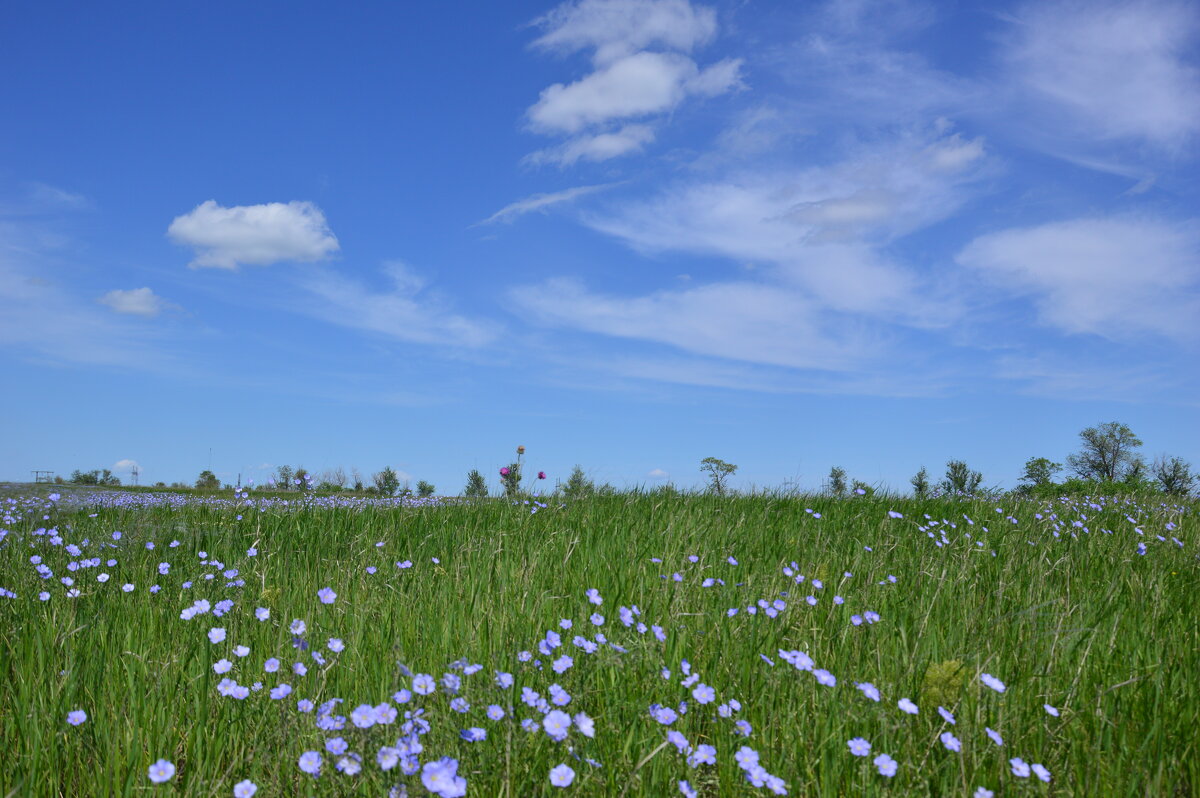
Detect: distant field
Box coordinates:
(1, 490, 1196, 796)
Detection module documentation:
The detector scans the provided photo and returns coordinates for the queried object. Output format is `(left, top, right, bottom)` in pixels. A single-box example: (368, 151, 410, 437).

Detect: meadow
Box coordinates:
(1, 488, 1196, 797)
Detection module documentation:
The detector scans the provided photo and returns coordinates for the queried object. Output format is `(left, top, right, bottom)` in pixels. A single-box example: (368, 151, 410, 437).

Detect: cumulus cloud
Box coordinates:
(298, 262, 498, 348)
(957, 215, 1200, 341)
(529, 51, 741, 134)
(113, 459, 140, 471)
(647, 468, 670, 479)
(525, 0, 740, 164)
(98, 287, 172, 317)
(531, 0, 718, 66)
(168, 200, 339, 269)
(999, 0, 1200, 151)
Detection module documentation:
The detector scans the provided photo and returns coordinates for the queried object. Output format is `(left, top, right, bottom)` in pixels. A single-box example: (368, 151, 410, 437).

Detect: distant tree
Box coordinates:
(827, 466, 847, 497)
(942, 460, 983, 495)
(500, 464, 522, 498)
(1019, 457, 1062, 490)
(318, 467, 347, 490)
(464, 469, 488, 498)
(416, 480, 435, 498)
(564, 465, 595, 500)
(276, 465, 294, 491)
(1066, 422, 1144, 483)
(373, 467, 400, 497)
(850, 479, 875, 497)
(1152, 455, 1195, 495)
(700, 457, 738, 496)
(595, 482, 618, 497)
(153, 481, 166, 488)
(910, 466, 930, 498)
(70, 468, 120, 486)
(195, 470, 220, 490)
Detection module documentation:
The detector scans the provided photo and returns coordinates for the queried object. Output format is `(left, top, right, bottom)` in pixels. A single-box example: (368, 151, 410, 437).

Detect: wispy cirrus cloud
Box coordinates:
(997, 0, 1200, 153)
(168, 200, 339, 270)
(296, 261, 498, 348)
(957, 215, 1200, 342)
(479, 182, 618, 225)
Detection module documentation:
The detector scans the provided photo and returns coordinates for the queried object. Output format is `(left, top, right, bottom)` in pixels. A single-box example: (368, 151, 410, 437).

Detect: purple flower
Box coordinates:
(67, 710, 87, 726)
(208, 627, 226, 644)
(985, 727, 1003, 746)
(233, 779, 257, 797)
(980, 673, 1006, 693)
(1043, 703, 1059, 717)
(848, 737, 871, 757)
(543, 709, 571, 741)
(692, 683, 715, 704)
(1031, 763, 1051, 783)
(317, 587, 336, 605)
(938, 706, 956, 724)
(940, 732, 961, 752)
(460, 727, 487, 742)
(1010, 757, 1031, 778)
(874, 753, 898, 777)
(652, 706, 678, 725)
(298, 751, 322, 776)
(897, 698, 918, 715)
(147, 759, 176, 783)
(549, 763, 575, 787)
(813, 669, 836, 686)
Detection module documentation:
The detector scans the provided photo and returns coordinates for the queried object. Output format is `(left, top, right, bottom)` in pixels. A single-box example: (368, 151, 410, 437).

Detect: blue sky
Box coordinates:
(1, 0, 1197, 493)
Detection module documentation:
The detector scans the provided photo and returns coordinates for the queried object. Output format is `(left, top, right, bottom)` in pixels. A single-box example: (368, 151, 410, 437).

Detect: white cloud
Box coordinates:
(1000, 0, 1200, 151)
(168, 200, 339, 270)
(526, 125, 656, 166)
(647, 468, 670, 479)
(113, 459, 140, 471)
(98, 287, 172, 317)
(525, 0, 739, 163)
(528, 52, 741, 134)
(531, 0, 718, 66)
(480, 183, 617, 224)
(511, 277, 873, 370)
(298, 262, 498, 348)
(957, 215, 1200, 341)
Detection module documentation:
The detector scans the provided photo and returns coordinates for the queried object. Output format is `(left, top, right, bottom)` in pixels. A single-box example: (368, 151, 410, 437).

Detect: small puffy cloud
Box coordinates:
(1000, 0, 1200, 150)
(647, 468, 670, 479)
(527, 125, 656, 167)
(528, 52, 740, 134)
(531, 0, 718, 66)
(98, 287, 172, 317)
(28, 182, 89, 209)
(168, 200, 339, 270)
(114, 459, 139, 471)
(957, 215, 1200, 341)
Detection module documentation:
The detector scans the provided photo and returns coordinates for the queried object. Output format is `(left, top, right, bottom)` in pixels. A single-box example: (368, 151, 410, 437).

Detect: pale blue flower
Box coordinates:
(148, 759, 175, 783)
(549, 764, 575, 787)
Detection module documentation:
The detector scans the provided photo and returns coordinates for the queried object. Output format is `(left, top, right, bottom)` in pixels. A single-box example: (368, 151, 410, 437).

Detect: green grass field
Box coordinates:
(2, 490, 1196, 797)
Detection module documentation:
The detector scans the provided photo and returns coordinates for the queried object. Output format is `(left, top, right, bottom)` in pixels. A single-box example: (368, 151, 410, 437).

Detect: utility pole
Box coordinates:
(131, 465, 139, 486)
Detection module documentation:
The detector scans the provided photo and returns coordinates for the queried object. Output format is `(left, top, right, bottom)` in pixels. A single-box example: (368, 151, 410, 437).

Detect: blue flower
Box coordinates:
(148, 759, 176, 783)
(549, 763, 575, 787)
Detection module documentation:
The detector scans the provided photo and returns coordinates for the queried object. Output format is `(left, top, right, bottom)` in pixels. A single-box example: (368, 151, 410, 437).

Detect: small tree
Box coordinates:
(294, 467, 311, 491)
(276, 465, 294, 491)
(1067, 422, 1143, 483)
(942, 460, 983, 495)
(195, 470, 220, 490)
(1019, 457, 1062, 490)
(910, 466, 930, 498)
(373, 467, 400, 497)
(700, 457, 738, 496)
(416, 480, 435, 498)
(564, 465, 595, 500)
(827, 466, 847, 497)
(1153, 455, 1195, 495)
(464, 469, 488, 498)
